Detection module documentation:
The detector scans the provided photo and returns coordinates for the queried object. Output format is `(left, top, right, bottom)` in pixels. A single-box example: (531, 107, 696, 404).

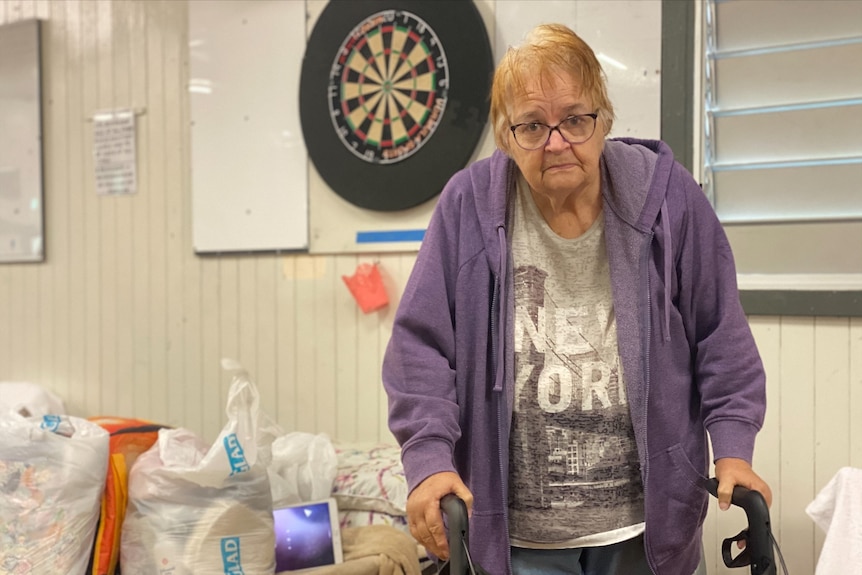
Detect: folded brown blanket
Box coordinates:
(279, 525, 421, 575)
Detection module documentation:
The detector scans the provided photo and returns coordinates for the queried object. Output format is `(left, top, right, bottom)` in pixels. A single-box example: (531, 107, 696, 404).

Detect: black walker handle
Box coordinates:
(705, 478, 776, 575)
(440, 493, 470, 575)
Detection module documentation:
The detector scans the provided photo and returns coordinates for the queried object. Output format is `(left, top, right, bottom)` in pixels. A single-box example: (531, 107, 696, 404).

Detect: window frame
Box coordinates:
(660, 0, 862, 317)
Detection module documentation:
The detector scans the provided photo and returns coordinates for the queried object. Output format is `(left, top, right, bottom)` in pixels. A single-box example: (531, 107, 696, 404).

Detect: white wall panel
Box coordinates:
(113, 0, 135, 419)
(779, 318, 817, 574)
(200, 256, 222, 440)
(65, 0, 86, 418)
(313, 255, 338, 438)
(165, 0, 187, 431)
(275, 256, 298, 434)
(334, 254, 360, 440)
(81, 0, 101, 418)
(750, 317, 782, 545)
(812, 319, 852, 562)
(39, 0, 61, 402)
(97, 0, 118, 419)
(0, 3, 860, 575)
(129, 0, 151, 423)
(851, 318, 862, 468)
(254, 255, 278, 434)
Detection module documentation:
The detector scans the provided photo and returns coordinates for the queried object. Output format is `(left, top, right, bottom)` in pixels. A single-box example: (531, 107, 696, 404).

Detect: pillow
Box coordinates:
(331, 443, 407, 517)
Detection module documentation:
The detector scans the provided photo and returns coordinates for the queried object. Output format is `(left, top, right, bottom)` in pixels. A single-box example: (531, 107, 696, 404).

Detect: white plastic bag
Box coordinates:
(0, 413, 109, 575)
(0, 381, 66, 417)
(268, 431, 338, 507)
(121, 360, 282, 575)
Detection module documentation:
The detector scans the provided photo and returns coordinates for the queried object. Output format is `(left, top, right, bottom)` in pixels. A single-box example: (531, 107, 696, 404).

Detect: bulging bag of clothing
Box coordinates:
(121, 360, 282, 575)
(0, 413, 109, 575)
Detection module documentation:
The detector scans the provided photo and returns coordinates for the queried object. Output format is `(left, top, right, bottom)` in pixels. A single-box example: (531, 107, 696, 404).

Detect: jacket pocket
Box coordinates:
(647, 444, 709, 566)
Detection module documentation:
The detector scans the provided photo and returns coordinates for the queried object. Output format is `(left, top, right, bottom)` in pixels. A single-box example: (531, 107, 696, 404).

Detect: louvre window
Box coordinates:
(701, 0, 862, 287)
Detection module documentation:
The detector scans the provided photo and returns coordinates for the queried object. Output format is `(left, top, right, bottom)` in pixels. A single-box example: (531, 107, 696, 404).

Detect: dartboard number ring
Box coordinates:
(328, 10, 449, 165)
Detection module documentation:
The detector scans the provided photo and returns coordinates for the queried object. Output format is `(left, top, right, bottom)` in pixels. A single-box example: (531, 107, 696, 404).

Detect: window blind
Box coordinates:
(702, 0, 862, 281)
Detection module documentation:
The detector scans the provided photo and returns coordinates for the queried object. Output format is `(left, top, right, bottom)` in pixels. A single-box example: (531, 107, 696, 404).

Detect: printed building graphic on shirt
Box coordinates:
(545, 427, 635, 485)
(508, 263, 644, 541)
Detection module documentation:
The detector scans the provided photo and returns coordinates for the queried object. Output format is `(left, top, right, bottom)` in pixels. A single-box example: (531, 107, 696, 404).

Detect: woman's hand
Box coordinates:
(406, 471, 474, 559)
(714, 457, 773, 511)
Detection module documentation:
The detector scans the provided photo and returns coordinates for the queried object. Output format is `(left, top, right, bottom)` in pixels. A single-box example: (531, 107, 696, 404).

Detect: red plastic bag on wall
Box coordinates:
(342, 263, 389, 313)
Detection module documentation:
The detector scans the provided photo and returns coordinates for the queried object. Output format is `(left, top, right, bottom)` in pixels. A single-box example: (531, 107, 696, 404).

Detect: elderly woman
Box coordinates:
(383, 23, 771, 575)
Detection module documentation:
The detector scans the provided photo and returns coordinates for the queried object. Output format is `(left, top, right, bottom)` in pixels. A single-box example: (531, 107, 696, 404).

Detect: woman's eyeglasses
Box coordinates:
(509, 113, 598, 150)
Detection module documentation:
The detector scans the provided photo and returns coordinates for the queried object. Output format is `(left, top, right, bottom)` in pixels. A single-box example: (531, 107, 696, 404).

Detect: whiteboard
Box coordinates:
(190, 1, 308, 253)
(0, 19, 44, 263)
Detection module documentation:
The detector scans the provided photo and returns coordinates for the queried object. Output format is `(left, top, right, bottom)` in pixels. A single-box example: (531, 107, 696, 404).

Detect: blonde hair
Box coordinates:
(490, 23, 615, 154)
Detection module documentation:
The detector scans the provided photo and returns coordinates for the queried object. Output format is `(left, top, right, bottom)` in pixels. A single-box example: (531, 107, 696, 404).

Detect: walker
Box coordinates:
(438, 478, 788, 575)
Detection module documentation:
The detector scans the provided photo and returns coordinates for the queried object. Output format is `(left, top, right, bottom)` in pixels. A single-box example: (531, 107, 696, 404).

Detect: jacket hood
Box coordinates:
(602, 137, 680, 341)
(601, 137, 675, 232)
(463, 150, 515, 275)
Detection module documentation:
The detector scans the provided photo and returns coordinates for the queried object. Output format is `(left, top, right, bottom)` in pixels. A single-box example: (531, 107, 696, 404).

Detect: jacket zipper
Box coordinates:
(490, 273, 512, 574)
(643, 230, 656, 573)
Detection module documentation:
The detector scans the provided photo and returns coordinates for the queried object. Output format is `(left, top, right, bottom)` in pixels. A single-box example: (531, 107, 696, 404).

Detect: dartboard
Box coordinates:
(330, 10, 448, 165)
(300, 1, 493, 211)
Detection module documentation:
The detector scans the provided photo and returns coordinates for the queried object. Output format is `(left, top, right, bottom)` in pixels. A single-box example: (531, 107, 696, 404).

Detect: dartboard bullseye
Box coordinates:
(301, 1, 493, 212)
(329, 10, 449, 165)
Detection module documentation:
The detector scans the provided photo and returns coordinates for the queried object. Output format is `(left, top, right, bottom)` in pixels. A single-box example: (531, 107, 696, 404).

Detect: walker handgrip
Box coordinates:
(705, 478, 776, 575)
(440, 493, 469, 575)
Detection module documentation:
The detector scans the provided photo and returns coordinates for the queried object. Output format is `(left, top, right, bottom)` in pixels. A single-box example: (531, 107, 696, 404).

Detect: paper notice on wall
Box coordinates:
(93, 109, 137, 195)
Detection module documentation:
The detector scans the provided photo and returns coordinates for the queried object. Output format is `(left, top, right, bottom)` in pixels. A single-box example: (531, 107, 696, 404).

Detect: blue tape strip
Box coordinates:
(356, 229, 426, 243)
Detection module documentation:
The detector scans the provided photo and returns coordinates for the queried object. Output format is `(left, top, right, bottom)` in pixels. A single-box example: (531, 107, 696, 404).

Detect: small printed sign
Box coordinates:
(93, 109, 137, 196)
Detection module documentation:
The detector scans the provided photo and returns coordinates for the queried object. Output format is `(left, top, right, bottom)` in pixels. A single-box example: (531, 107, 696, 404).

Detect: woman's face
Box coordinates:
(508, 71, 605, 201)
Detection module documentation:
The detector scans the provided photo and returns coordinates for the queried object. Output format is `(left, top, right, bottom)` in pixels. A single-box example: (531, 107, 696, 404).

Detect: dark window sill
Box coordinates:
(741, 290, 862, 317)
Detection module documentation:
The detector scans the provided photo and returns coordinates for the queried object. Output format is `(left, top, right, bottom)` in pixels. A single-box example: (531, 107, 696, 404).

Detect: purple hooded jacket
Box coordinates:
(383, 138, 766, 575)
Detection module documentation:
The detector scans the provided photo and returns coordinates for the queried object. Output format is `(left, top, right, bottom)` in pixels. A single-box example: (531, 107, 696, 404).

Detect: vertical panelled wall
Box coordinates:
(0, 2, 860, 573)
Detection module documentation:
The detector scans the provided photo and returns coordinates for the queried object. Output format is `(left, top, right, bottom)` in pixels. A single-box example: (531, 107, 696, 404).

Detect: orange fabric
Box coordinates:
(88, 417, 168, 575)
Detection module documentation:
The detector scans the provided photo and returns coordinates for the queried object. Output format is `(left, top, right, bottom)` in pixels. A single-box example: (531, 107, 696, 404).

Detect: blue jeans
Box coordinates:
(511, 535, 708, 575)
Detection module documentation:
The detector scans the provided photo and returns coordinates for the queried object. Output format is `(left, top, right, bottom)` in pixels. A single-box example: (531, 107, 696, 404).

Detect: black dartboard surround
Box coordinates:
(300, 1, 493, 212)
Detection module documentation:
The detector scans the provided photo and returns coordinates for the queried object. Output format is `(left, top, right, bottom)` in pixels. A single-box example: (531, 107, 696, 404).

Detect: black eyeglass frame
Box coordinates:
(509, 113, 599, 150)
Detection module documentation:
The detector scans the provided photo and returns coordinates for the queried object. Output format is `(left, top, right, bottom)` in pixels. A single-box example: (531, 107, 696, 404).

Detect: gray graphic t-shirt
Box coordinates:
(508, 176, 644, 547)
